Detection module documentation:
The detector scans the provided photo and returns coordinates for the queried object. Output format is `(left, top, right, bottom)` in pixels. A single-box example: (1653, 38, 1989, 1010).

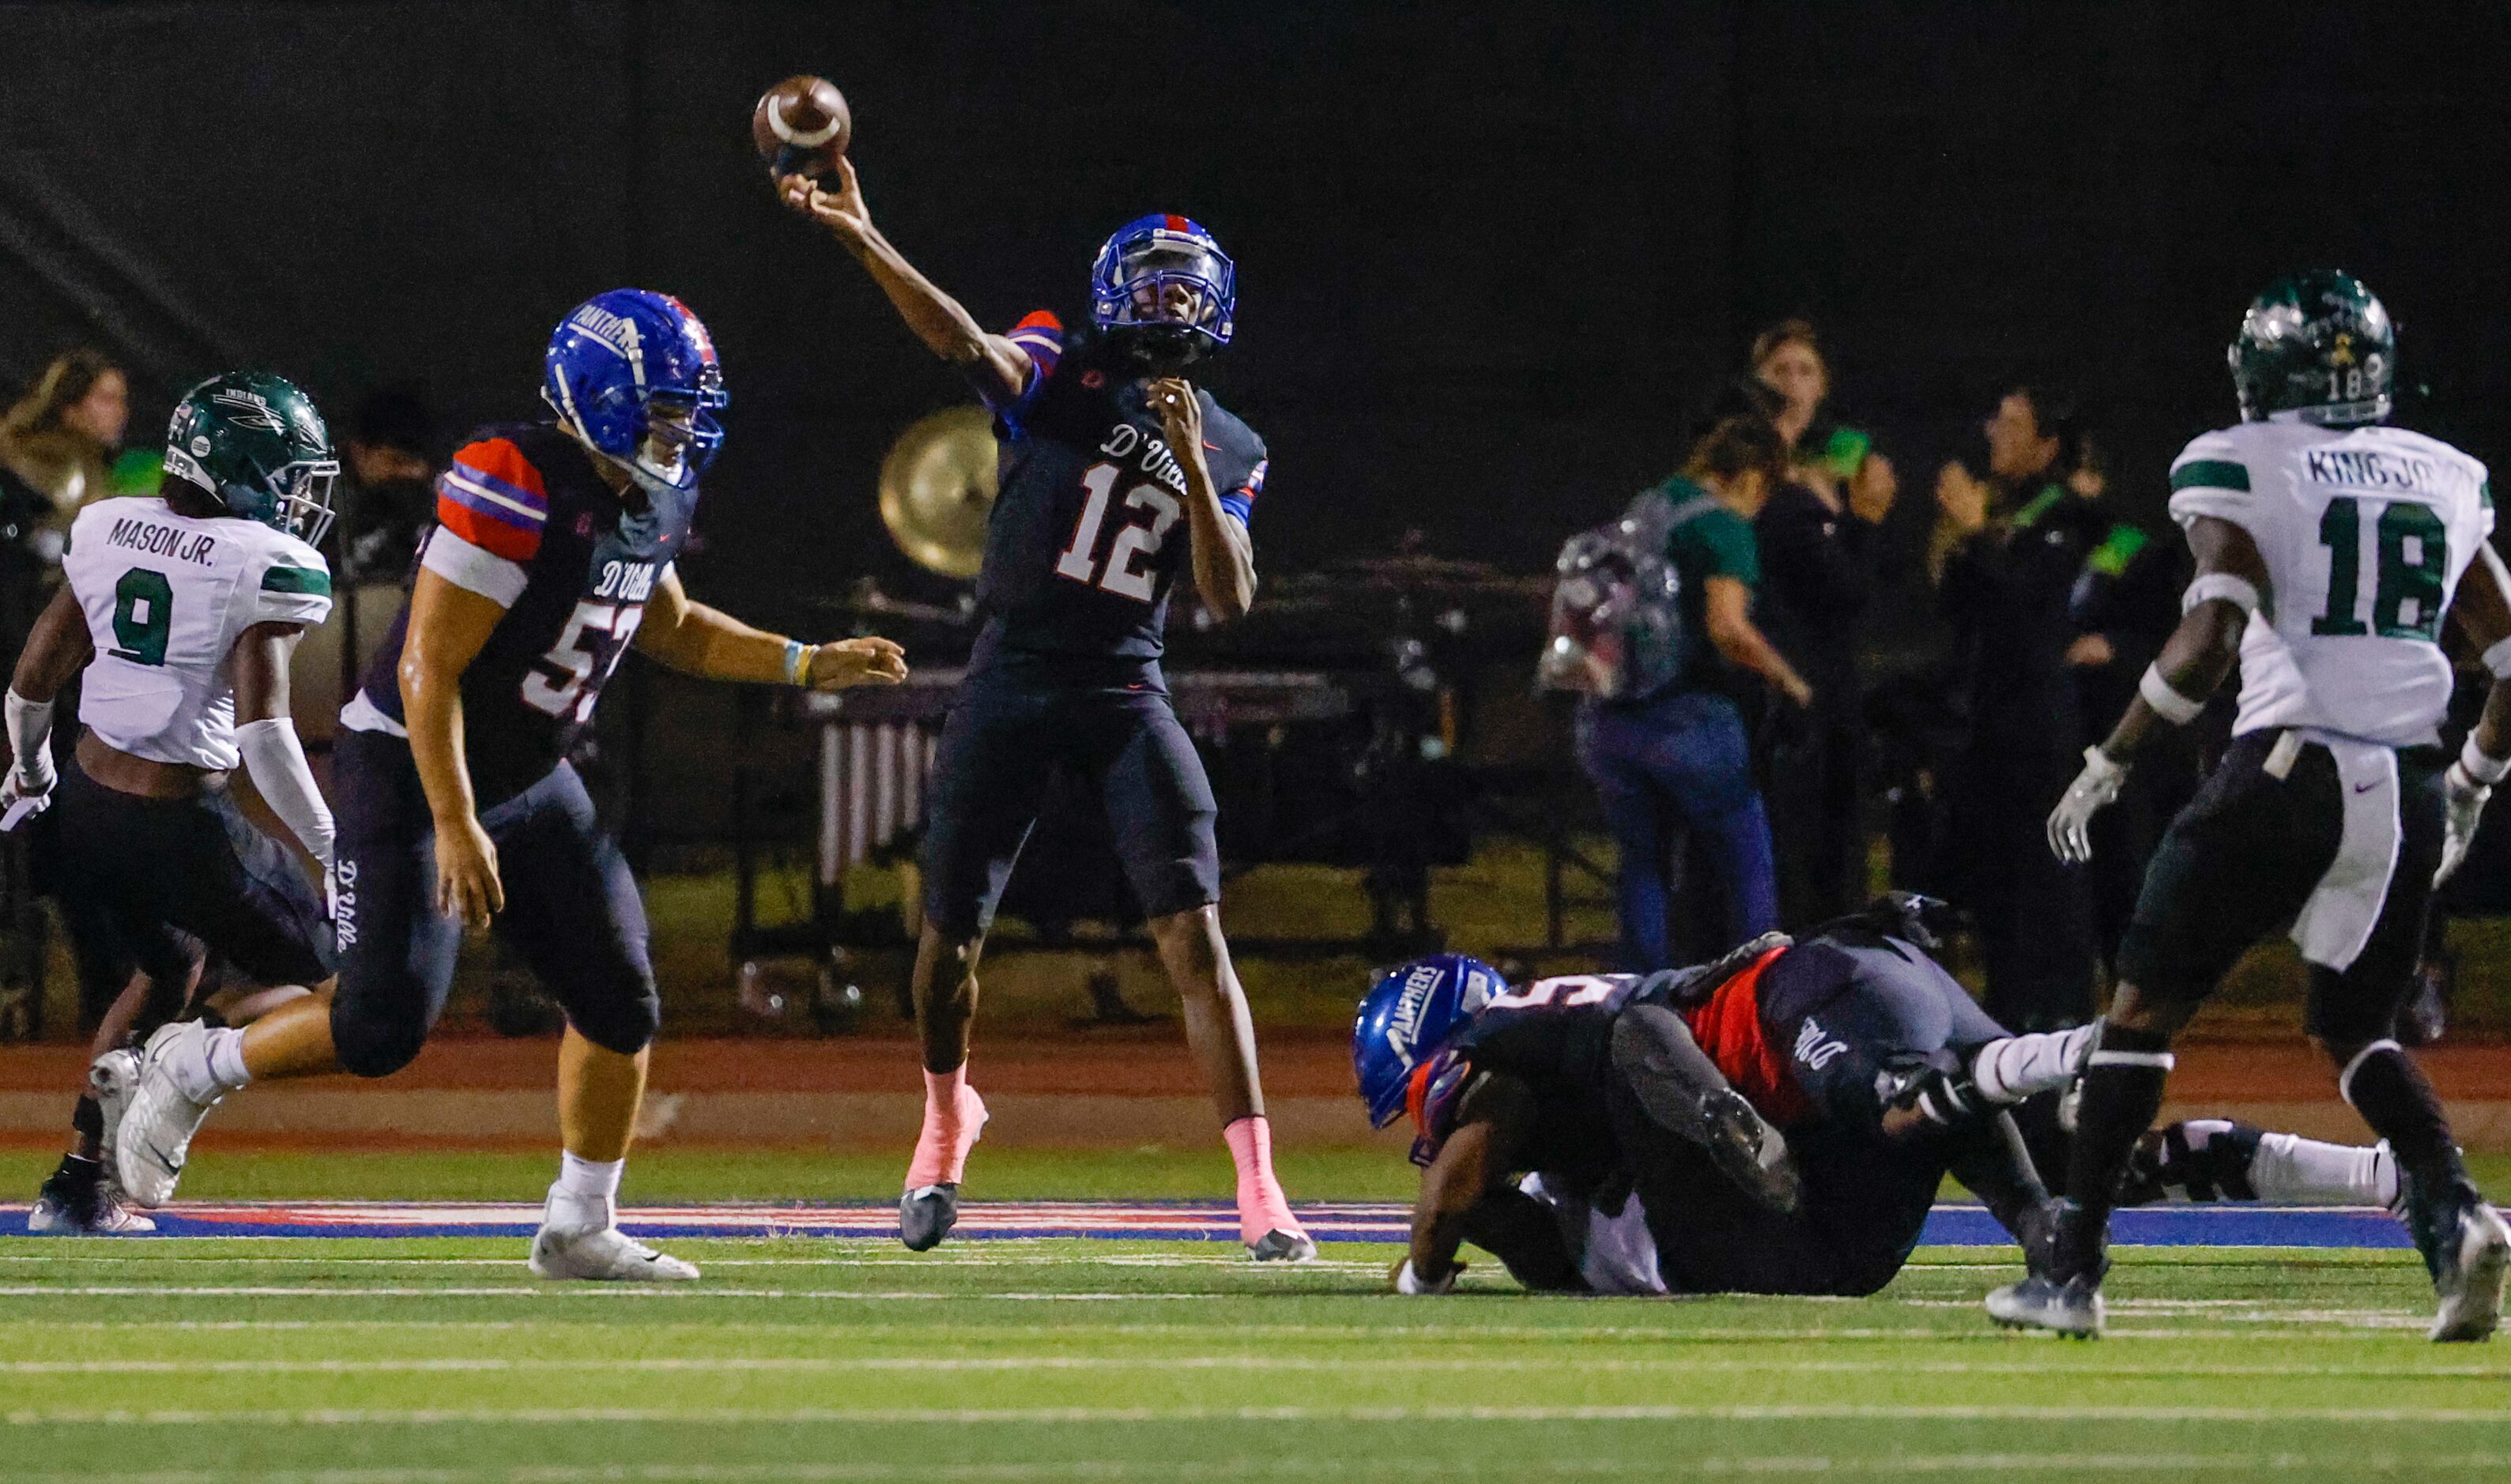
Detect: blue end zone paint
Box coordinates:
(0, 1200, 2439, 1248)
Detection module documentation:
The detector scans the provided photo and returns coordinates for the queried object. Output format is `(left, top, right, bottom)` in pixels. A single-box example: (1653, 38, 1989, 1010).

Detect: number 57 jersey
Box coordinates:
(970, 311, 1269, 671)
(347, 423, 691, 808)
(2169, 420, 2492, 748)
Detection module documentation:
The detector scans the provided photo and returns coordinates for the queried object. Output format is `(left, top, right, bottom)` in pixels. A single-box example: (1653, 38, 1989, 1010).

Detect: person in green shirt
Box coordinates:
(1574, 416, 1813, 969)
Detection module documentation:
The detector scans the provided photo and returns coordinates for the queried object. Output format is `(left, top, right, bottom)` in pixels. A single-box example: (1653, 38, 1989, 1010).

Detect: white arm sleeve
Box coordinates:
(236, 716, 335, 869)
(5, 689, 56, 790)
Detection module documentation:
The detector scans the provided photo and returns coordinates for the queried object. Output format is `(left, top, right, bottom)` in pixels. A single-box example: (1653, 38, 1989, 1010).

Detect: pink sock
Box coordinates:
(1224, 1115, 1301, 1245)
(905, 1068, 986, 1190)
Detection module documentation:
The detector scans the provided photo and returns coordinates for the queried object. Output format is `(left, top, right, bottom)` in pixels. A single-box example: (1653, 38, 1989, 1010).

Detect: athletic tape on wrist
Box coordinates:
(2483, 636, 2511, 681)
(2462, 733, 2511, 786)
(2138, 664, 2207, 725)
(2181, 572, 2262, 617)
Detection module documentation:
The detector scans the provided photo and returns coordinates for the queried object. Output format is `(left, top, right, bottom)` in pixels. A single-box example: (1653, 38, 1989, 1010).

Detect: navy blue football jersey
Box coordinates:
(967, 312, 1269, 671)
(1420, 974, 1653, 1185)
(355, 422, 694, 808)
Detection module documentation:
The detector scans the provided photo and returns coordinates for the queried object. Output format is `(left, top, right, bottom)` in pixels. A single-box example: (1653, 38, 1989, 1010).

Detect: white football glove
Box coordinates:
(0, 765, 53, 833)
(2437, 761, 2492, 887)
(2045, 746, 2128, 866)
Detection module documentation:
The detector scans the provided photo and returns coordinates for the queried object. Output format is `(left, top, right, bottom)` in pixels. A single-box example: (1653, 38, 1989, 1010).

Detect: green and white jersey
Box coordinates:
(2169, 420, 2491, 748)
(62, 496, 333, 770)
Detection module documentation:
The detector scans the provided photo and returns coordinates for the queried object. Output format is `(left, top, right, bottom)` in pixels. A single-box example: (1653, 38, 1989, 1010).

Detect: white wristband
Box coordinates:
(4, 689, 56, 791)
(2483, 636, 2511, 681)
(2138, 664, 2207, 726)
(2181, 573, 2262, 617)
(2462, 733, 2511, 787)
(1394, 1259, 1457, 1295)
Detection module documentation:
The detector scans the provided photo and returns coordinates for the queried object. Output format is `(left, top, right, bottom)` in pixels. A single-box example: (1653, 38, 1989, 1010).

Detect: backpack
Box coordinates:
(1537, 487, 1721, 702)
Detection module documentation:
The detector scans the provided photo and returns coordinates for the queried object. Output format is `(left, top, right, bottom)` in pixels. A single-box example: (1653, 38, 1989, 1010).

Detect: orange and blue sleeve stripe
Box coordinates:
(1220, 458, 1266, 528)
(993, 310, 1065, 412)
(435, 438, 549, 563)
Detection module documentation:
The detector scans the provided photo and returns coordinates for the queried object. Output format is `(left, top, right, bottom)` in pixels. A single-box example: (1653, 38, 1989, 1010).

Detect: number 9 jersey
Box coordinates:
(2169, 420, 2491, 748)
(344, 422, 692, 807)
(969, 311, 1269, 671)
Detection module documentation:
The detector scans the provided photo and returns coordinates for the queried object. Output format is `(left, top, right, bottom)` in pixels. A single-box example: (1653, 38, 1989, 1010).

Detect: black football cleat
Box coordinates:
(26, 1154, 155, 1236)
(1985, 1272, 2106, 1338)
(899, 1183, 960, 1252)
(1697, 1086, 1801, 1215)
(2403, 1175, 2510, 1343)
(1246, 1229, 1317, 1263)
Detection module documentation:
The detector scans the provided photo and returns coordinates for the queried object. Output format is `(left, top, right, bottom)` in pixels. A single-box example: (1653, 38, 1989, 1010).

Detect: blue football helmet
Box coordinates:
(1353, 954, 1506, 1129)
(541, 289, 729, 493)
(1089, 213, 1235, 354)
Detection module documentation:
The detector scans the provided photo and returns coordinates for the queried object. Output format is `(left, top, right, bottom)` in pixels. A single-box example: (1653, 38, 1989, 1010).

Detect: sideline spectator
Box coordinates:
(1932, 383, 2106, 1029)
(1746, 320, 1899, 923)
(337, 383, 439, 582)
(0, 350, 130, 566)
(1577, 415, 1809, 970)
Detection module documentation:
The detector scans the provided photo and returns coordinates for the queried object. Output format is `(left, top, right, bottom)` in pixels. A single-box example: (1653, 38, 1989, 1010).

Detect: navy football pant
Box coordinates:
(921, 670, 1222, 940)
(328, 729, 656, 1077)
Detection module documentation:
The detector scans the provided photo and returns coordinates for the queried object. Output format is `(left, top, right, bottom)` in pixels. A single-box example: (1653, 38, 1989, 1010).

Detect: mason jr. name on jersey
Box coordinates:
(2168, 420, 2491, 748)
(62, 496, 333, 770)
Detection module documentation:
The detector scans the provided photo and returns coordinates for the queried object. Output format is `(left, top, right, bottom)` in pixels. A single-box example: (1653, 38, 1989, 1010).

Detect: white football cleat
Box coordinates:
(527, 1188, 699, 1282)
(115, 1024, 231, 1209)
(2430, 1199, 2511, 1344)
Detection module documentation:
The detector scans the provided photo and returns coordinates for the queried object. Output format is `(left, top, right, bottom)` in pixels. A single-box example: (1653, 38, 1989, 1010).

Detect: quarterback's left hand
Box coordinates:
(807, 637, 908, 691)
(2046, 745, 2128, 866)
(1148, 378, 1203, 452)
(2438, 761, 2492, 887)
(0, 771, 51, 833)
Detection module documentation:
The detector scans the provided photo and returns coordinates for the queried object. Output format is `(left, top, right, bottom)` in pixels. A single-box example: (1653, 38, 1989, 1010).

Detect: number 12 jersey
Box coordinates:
(2169, 420, 2491, 748)
(968, 311, 1269, 672)
(346, 422, 692, 808)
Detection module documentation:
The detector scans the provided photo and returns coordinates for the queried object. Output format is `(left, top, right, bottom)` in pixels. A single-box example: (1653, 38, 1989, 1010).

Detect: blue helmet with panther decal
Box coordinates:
(1089, 213, 1235, 358)
(541, 289, 729, 493)
(1353, 955, 1505, 1129)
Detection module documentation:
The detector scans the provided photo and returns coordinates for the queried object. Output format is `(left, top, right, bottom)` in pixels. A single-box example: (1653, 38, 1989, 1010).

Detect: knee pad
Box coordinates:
(329, 992, 430, 1079)
(563, 974, 662, 1057)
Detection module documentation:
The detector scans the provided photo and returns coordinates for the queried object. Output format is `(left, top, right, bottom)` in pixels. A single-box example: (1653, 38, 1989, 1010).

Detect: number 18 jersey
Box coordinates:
(968, 313, 1269, 672)
(348, 422, 692, 808)
(62, 496, 333, 770)
(2169, 420, 2492, 747)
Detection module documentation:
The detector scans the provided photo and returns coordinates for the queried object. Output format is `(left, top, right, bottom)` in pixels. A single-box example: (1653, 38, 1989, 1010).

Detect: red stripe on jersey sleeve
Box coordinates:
(435, 438, 548, 563)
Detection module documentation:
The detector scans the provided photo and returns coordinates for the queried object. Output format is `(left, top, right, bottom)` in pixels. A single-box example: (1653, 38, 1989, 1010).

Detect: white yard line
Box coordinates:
(6, 1403, 2509, 1426)
(2, 1355, 2502, 1379)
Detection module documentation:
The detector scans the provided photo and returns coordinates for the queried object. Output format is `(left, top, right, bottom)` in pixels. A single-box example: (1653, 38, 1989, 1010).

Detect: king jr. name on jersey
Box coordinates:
(969, 313, 1269, 669)
(62, 496, 332, 770)
(2170, 420, 2491, 748)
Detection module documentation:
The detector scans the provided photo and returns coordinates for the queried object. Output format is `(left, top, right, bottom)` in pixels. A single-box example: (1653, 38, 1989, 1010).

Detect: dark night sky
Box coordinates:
(7, 2, 2511, 634)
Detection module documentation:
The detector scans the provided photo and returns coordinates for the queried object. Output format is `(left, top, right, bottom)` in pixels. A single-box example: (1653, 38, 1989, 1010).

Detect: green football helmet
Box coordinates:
(2228, 269, 2395, 426)
(159, 371, 340, 544)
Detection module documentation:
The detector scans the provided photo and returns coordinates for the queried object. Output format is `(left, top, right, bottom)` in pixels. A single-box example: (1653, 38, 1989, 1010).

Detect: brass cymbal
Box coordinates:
(878, 405, 998, 578)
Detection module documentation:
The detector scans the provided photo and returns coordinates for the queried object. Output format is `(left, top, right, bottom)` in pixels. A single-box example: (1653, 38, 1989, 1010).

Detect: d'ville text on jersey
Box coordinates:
(107, 518, 217, 566)
(2306, 449, 2441, 492)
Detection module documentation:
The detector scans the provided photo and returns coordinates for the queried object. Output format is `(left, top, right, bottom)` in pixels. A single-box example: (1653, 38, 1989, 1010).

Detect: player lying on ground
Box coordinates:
(779, 160, 1308, 1258)
(2009, 269, 2511, 1342)
(1357, 898, 2089, 1296)
(114, 292, 907, 1281)
(2, 374, 345, 1229)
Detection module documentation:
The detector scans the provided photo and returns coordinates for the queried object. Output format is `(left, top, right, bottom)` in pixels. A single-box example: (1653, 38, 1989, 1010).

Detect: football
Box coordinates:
(751, 73, 850, 180)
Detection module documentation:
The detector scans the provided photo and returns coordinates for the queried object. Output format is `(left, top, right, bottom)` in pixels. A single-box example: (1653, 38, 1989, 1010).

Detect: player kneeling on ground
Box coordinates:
(1356, 898, 2091, 1297)
(113, 292, 907, 1280)
(4, 374, 344, 1230)
(2008, 270, 2510, 1341)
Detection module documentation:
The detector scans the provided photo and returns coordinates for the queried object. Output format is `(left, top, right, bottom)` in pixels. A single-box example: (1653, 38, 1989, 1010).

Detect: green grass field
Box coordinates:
(6, 1151, 2511, 1480)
